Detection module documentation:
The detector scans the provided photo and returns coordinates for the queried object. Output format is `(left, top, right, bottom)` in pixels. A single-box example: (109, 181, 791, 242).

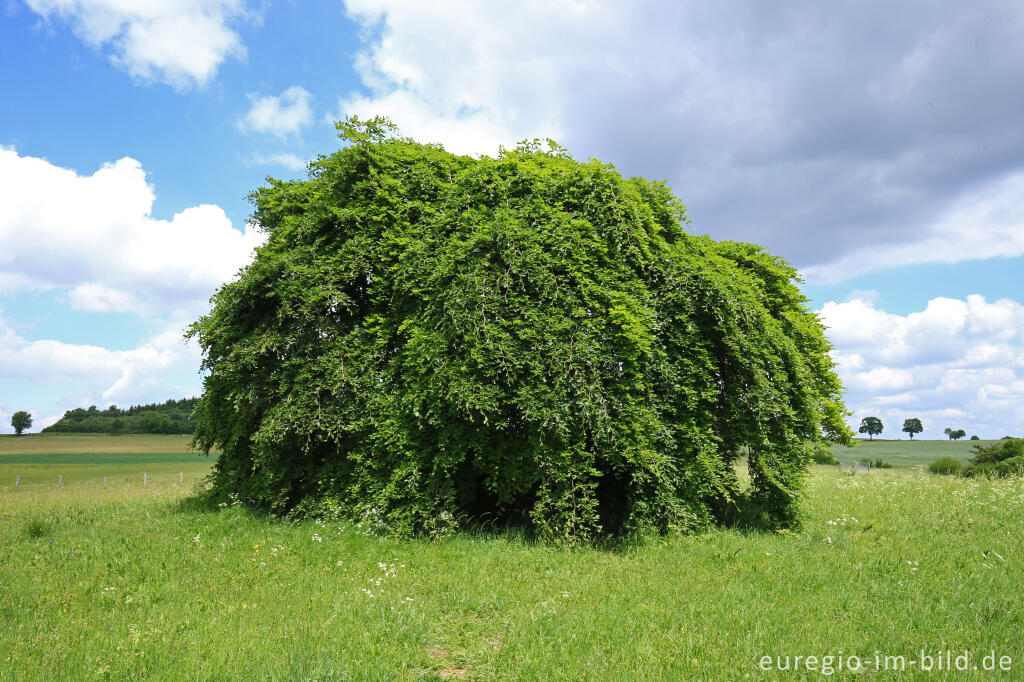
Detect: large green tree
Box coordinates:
(859, 416, 883, 440)
(11, 411, 32, 436)
(188, 118, 851, 542)
(903, 418, 924, 440)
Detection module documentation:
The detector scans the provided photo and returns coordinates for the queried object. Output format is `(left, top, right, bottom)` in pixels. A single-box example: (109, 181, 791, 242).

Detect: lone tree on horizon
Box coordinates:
(859, 416, 883, 440)
(11, 411, 32, 436)
(188, 117, 852, 542)
(903, 417, 924, 440)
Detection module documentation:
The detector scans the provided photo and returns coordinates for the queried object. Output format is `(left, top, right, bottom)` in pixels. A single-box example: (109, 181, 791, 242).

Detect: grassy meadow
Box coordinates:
(833, 438, 1000, 467)
(0, 433, 213, 489)
(1, 437, 1022, 680)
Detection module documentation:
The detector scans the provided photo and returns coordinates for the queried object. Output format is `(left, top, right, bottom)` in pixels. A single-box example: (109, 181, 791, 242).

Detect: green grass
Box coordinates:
(2, 451, 1022, 679)
(0, 434, 213, 489)
(832, 438, 999, 467)
(0, 433, 204, 455)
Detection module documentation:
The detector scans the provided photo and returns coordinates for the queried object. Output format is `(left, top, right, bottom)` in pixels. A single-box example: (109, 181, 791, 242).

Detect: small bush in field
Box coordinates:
(811, 443, 838, 465)
(859, 457, 892, 469)
(928, 457, 963, 476)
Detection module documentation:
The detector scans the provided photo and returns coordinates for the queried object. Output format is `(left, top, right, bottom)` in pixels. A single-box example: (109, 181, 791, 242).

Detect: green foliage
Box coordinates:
(23, 518, 49, 539)
(142, 411, 175, 434)
(970, 435, 980, 440)
(188, 117, 852, 542)
(902, 418, 923, 439)
(11, 410, 32, 435)
(810, 442, 838, 465)
(944, 427, 966, 440)
(42, 398, 197, 435)
(963, 438, 1024, 478)
(858, 416, 883, 440)
(858, 457, 892, 469)
(928, 457, 964, 475)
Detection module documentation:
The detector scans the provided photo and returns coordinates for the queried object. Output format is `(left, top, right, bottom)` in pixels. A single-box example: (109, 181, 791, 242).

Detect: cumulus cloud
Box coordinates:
(240, 86, 314, 137)
(249, 152, 308, 172)
(336, 0, 1024, 276)
(67, 283, 144, 314)
(820, 294, 1024, 438)
(0, 146, 265, 316)
(24, 0, 250, 89)
(0, 314, 202, 432)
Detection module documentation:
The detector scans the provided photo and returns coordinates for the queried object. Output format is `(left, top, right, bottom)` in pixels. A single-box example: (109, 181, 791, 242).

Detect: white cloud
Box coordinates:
(334, 1, 1024, 276)
(820, 293, 1024, 438)
(0, 314, 202, 432)
(336, 0, 586, 155)
(803, 172, 1024, 284)
(240, 86, 314, 137)
(67, 283, 144, 314)
(0, 147, 265, 316)
(24, 0, 250, 89)
(249, 152, 308, 172)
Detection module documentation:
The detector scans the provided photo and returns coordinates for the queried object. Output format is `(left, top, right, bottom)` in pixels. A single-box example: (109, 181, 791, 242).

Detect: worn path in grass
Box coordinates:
(1, 465, 1021, 680)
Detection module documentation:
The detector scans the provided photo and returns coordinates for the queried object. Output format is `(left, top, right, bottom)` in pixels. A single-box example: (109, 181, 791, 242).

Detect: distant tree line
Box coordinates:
(41, 398, 198, 435)
(858, 416, 980, 441)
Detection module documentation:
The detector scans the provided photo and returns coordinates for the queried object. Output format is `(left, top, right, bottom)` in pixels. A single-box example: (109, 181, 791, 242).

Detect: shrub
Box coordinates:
(970, 435, 979, 440)
(963, 439, 1024, 478)
(859, 457, 892, 469)
(928, 457, 963, 476)
(188, 118, 852, 542)
(811, 443, 839, 465)
(992, 456, 1024, 477)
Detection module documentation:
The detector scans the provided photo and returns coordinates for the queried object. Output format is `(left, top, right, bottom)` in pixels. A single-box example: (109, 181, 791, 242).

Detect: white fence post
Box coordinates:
(103, 475, 107, 487)
(179, 472, 183, 486)
(143, 472, 147, 487)
(58, 475, 62, 488)
(15, 475, 20, 488)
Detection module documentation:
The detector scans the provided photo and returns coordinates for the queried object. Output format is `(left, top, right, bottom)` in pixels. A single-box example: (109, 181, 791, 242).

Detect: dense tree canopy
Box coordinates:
(859, 416, 883, 440)
(902, 418, 924, 440)
(43, 399, 197, 434)
(189, 118, 851, 542)
(11, 411, 32, 436)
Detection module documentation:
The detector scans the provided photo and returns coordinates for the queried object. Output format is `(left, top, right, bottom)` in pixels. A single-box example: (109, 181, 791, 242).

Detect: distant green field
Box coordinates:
(831, 438, 998, 467)
(0, 432, 200, 455)
(0, 433, 213, 489)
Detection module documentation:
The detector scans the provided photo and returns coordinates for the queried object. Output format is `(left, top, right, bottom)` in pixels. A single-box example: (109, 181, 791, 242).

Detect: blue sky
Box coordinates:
(2, 1, 1023, 439)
